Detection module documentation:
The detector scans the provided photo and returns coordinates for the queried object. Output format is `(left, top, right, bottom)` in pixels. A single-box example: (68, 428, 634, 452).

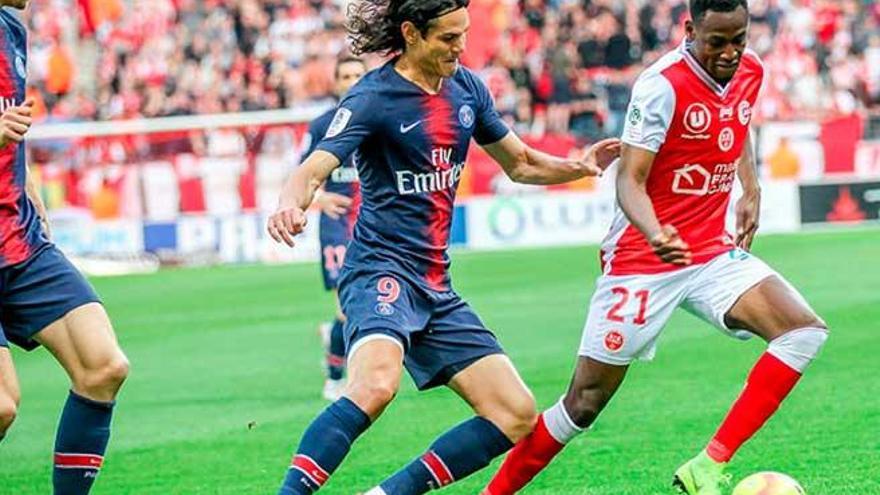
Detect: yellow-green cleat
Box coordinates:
(672, 450, 732, 495)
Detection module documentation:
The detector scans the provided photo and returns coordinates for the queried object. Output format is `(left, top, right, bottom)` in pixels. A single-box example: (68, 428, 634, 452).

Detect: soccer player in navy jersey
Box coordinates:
(0, 2, 129, 494)
(304, 56, 367, 401)
(267, 1, 620, 493)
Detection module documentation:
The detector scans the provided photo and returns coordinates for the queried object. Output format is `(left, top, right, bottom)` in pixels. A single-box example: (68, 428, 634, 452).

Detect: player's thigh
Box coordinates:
(726, 276, 825, 341)
(683, 250, 823, 342)
(0, 346, 21, 415)
(447, 354, 536, 440)
(579, 270, 687, 365)
(345, 336, 405, 420)
(34, 303, 129, 396)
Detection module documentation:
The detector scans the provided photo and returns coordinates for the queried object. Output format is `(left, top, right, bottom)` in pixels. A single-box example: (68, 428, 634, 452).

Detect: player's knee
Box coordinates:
(564, 384, 609, 428)
(79, 354, 130, 397)
(506, 394, 538, 442)
(0, 396, 19, 433)
(769, 326, 829, 373)
(347, 377, 398, 416)
(482, 390, 537, 442)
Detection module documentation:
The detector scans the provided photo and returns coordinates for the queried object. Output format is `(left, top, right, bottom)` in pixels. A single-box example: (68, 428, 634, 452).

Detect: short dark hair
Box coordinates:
(347, 0, 470, 56)
(690, 0, 748, 22)
(335, 56, 367, 78)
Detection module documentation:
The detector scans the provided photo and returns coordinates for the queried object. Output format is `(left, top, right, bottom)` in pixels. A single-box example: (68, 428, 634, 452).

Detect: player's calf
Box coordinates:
(705, 325, 828, 464)
(484, 357, 627, 495)
(278, 338, 402, 494)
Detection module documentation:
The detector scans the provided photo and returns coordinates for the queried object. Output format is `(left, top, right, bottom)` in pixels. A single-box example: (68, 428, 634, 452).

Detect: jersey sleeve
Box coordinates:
(470, 73, 510, 145)
(621, 72, 675, 153)
(314, 89, 378, 162)
(300, 115, 327, 163)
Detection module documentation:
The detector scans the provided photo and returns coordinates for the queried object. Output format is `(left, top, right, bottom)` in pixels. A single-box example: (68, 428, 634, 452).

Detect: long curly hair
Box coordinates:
(347, 0, 470, 56)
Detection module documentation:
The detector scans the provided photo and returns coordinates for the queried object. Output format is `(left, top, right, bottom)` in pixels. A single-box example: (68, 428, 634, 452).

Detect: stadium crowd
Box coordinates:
(21, 0, 880, 143)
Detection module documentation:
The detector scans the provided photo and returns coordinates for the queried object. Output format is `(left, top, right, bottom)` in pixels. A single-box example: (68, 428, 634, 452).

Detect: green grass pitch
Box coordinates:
(2, 229, 878, 494)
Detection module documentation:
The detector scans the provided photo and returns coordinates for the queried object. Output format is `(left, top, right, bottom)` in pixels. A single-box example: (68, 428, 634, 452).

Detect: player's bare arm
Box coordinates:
(0, 98, 34, 150)
(268, 150, 340, 247)
(617, 143, 692, 266)
(735, 129, 760, 250)
(482, 132, 621, 185)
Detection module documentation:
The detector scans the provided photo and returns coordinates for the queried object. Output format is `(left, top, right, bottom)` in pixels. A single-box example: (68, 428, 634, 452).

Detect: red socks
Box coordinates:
(485, 399, 583, 495)
(706, 352, 802, 462)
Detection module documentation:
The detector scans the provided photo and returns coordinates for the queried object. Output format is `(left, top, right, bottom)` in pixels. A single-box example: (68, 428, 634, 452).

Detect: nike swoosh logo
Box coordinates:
(400, 121, 422, 133)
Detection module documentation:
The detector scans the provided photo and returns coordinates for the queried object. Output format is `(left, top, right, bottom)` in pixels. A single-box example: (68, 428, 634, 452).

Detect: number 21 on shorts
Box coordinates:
(606, 287, 650, 325)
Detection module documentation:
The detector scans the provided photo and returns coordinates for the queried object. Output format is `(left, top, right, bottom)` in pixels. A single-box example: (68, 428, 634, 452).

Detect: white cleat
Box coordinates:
(322, 379, 345, 401)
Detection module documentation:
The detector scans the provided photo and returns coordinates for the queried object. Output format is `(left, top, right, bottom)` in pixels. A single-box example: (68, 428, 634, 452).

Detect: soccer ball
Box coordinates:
(732, 472, 805, 495)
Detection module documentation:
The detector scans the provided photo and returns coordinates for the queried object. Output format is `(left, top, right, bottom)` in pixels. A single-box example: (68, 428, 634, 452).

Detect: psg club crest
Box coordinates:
(458, 104, 475, 129)
(375, 302, 395, 316)
(14, 55, 26, 80)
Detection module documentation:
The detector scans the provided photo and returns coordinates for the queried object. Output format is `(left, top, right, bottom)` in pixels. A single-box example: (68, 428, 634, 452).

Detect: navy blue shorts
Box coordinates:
(319, 214, 353, 291)
(338, 269, 504, 390)
(0, 246, 101, 351)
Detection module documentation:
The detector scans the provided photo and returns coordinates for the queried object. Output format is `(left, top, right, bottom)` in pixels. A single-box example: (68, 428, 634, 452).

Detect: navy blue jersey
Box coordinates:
(303, 106, 360, 199)
(0, 9, 49, 268)
(316, 61, 509, 292)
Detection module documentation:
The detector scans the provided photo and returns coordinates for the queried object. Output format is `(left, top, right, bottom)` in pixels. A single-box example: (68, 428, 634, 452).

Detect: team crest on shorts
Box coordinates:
(604, 330, 625, 353)
(14, 55, 26, 80)
(459, 105, 475, 128)
(375, 302, 395, 316)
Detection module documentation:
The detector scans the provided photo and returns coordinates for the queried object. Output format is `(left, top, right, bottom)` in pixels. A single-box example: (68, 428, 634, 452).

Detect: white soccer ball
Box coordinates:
(732, 472, 805, 495)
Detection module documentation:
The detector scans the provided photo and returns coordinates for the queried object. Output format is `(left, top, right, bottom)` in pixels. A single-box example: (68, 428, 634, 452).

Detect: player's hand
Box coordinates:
(0, 98, 35, 149)
(316, 192, 353, 220)
(649, 224, 692, 266)
(735, 190, 760, 251)
(267, 205, 308, 247)
(581, 138, 622, 176)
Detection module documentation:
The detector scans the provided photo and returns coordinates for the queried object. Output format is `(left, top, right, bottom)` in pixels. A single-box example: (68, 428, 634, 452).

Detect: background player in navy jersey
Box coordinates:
(303, 56, 367, 401)
(267, 1, 620, 493)
(0, 2, 129, 494)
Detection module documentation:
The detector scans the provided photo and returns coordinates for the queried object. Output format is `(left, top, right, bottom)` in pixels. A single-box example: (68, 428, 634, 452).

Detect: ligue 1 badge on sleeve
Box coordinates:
(459, 104, 475, 128)
(325, 107, 352, 138)
(628, 106, 642, 127)
(14, 55, 26, 80)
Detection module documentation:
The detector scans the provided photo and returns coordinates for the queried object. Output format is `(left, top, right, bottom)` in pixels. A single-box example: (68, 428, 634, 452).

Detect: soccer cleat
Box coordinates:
(322, 378, 345, 401)
(673, 450, 732, 495)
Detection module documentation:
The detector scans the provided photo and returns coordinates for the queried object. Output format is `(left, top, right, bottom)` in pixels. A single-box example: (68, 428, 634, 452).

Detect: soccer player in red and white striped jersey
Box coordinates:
(484, 1, 829, 494)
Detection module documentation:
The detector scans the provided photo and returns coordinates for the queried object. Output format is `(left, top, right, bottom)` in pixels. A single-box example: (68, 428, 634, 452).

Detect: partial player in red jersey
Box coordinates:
(483, 1, 829, 494)
(0, 2, 129, 494)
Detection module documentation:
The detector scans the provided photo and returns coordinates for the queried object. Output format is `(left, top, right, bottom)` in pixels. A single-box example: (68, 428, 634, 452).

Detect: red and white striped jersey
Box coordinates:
(602, 40, 765, 276)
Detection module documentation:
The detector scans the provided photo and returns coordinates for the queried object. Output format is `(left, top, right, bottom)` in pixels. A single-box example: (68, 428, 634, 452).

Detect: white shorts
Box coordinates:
(578, 248, 802, 365)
